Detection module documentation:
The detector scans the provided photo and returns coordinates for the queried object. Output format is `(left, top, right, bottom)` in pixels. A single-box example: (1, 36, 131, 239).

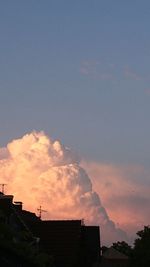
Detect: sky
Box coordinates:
(0, 1, 150, 244)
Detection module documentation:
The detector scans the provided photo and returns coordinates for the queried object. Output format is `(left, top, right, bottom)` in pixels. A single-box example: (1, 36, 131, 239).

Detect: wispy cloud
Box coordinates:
(80, 60, 145, 83)
(123, 66, 142, 80)
(80, 60, 99, 76)
(79, 60, 115, 81)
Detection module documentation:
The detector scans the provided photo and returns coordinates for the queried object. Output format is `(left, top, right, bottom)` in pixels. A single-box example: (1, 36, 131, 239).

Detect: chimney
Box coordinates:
(14, 201, 23, 211)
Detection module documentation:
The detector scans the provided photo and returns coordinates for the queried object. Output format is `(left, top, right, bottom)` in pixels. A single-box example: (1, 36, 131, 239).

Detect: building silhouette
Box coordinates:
(0, 192, 101, 267)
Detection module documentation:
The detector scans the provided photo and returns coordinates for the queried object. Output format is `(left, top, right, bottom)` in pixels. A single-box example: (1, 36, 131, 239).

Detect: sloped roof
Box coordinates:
(103, 247, 129, 260)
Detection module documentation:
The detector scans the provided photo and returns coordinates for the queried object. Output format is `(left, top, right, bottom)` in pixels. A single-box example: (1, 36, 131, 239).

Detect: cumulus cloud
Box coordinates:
(0, 147, 10, 159)
(82, 161, 150, 243)
(0, 131, 127, 245)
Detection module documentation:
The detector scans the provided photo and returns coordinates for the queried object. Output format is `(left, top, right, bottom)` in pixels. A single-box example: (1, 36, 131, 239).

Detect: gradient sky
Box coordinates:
(1, 1, 150, 166)
(1, 1, 150, 243)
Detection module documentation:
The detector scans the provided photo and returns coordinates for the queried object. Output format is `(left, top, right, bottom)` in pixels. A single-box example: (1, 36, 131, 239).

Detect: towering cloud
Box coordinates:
(0, 131, 127, 244)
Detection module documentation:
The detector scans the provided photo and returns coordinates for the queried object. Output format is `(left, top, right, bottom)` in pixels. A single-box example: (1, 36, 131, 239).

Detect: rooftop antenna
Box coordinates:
(0, 183, 7, 194)
(81, 218, 85, 226)
(37, 205, 47, 219)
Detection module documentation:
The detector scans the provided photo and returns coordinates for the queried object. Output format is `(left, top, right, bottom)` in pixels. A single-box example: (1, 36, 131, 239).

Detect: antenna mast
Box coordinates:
(0, 183, 7, 194)
(37, 205, 47, 219)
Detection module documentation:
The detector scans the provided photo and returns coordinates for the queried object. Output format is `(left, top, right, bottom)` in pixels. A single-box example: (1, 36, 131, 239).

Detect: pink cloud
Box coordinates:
(82, 161, 150, 243)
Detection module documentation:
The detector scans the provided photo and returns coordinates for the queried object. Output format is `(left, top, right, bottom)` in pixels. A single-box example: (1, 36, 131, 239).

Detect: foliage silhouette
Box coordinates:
(132, 225, 150, 267)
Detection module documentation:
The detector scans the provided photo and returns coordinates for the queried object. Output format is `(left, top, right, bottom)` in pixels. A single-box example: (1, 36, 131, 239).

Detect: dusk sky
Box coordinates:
(0, 1, 150, 244)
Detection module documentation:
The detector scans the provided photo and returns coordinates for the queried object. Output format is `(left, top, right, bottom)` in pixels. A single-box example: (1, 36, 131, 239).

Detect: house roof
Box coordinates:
(103, 247, 129, 260)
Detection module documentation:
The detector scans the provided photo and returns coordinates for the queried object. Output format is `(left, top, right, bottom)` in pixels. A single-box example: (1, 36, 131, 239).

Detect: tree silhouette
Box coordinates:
(112, 241, 132, 257)
(132, 225, 150, 267)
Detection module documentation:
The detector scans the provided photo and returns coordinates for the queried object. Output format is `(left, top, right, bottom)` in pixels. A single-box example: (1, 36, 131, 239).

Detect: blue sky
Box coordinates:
(0, 0, 150, 166)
